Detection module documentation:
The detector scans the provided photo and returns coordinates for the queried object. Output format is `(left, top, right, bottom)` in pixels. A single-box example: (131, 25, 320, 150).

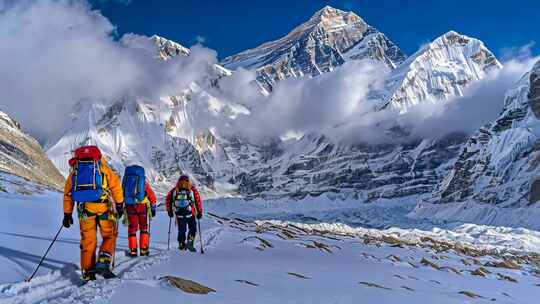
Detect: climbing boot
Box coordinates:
(95, 252, 116, 279)
(187, 236, 196, 252)
(81, 270, 96, 282)
(128, 248, 138, 258)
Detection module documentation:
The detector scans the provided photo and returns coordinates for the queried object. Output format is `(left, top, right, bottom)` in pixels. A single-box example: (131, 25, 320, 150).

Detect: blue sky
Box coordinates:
(93, 0, 540, 60)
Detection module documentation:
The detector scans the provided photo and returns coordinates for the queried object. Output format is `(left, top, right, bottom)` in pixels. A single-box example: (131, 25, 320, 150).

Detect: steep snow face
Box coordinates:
(45, 93, 236, 196)
(426, 60, 540, 208)
(0, 111, 63, 191)
(46, 36, 240, 195)
(383, 31, 501, 112)
(221, 6, 405, 91)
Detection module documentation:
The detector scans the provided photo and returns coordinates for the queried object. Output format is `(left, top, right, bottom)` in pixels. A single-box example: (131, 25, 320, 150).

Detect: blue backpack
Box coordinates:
(71, 146, 104, 202)
(123, 165, 146, 205)
(173, 189, 193, 211)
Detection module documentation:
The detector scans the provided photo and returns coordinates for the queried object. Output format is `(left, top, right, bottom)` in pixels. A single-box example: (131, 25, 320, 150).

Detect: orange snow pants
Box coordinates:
(79, 214, 117, 271)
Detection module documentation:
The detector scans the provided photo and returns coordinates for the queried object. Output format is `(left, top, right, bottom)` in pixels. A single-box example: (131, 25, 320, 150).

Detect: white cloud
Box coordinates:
(0, 0, 215, 141)
(207, 53, 538, 145)
(405, 58, 538, 139)
(501, 41, 536, 63)
(1, 0, 537, 149)
(195, 35, 207, 44)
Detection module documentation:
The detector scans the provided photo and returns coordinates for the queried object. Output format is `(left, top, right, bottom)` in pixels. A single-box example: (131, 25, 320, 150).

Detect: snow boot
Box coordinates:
(128, 248, 138, 258)
(187, 237, 196, 252)
(95, 252, 116, 279)
(178, 241, 186, 251)
(140, 247, 149, 256)
(81, 270, 96, 282)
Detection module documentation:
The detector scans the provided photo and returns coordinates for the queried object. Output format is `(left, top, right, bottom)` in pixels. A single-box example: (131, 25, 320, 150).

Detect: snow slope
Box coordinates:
(1, 192, 540, 303)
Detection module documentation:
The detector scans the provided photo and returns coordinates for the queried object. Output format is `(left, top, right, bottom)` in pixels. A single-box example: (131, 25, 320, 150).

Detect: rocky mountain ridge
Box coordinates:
(0, 111, 64, 192)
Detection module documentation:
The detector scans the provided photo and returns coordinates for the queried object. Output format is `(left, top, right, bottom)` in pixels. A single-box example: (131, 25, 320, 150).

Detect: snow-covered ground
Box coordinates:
(1, 189, 540, 303)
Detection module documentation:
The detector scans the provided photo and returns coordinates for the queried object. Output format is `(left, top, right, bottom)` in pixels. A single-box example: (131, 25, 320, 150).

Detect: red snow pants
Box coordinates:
(127, 204, 149, 250)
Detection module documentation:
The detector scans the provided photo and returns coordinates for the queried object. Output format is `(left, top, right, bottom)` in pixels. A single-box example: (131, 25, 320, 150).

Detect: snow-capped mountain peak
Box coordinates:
(383, 30, 502, 112)
(0, 111, 21, 130)
(150, 35, 191, 60)
(291, 5, 368, 38)
(221, 6, 405, 91)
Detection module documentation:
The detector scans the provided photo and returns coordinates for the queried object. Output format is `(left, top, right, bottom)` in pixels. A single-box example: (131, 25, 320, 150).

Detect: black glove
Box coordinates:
(168, 210, 174, 218)
(151, 206, 156, 218)
(196, 212, 202, 220)
(63, 213, 73, 228)
(116, 203, 124, 218)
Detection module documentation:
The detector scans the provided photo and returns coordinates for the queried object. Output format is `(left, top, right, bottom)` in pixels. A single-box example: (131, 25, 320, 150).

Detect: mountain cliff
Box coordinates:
(427, 60, 540, 207)
(0, 111, 64, 192)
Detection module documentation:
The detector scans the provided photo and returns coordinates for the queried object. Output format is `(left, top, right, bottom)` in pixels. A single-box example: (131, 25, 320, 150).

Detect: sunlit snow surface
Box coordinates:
(1, 186, 539, 304)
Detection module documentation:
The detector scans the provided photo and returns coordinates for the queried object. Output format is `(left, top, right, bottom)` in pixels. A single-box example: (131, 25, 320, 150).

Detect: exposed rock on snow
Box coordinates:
(162, 276, 216, 294)
(358, 281, 392, 290)
(287, 272, 311, 279)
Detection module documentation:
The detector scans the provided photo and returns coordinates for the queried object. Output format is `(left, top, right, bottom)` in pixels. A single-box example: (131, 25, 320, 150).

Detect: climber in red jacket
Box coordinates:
(165, 175, 203, 252)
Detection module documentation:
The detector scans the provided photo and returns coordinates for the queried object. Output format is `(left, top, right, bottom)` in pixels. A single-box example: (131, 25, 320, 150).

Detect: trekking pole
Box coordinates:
(26, 225, 63, 282)
(197, 218, 204, 254)
(167, 217, 172, 250)
(112, 219, 119, 270)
